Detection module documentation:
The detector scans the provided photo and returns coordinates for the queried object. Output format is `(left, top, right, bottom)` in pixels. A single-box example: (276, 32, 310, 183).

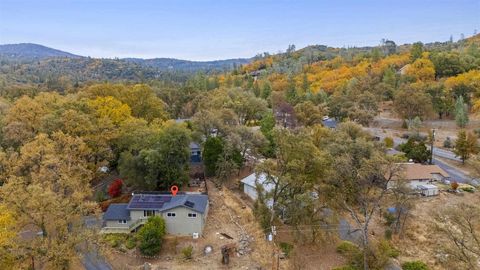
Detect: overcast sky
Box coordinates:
(0, 0, 479, 61)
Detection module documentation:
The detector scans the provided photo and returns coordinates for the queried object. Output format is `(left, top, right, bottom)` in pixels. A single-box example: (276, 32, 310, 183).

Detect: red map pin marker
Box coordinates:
(170, 185, 178, 196)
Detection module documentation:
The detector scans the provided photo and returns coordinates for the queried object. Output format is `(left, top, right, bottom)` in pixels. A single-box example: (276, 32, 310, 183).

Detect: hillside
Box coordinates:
(0, 43, 250, 72)
(0, 43, 81, 60)
(124, 57, 250, 72)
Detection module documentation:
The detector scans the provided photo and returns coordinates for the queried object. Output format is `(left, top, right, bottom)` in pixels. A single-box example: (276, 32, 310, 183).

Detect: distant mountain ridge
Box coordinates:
(0, 43, 251, 72)
(0, 43, 81, 60)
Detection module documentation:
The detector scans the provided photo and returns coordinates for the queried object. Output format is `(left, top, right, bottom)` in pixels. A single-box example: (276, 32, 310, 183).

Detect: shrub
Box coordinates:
(336, 241, 360, 255)
(95, 190, 106, 202)
(125, 236, 136, 249)
(137, 216, 166, 256)
(181, 245, 193, 260)
(474, 128, 480, 138)
(279, 242, 294, 258)
(108, 179, 123, 198)
(333, 266, 358, 270)
(443, 137, 452, 148)
(104, 234, 125, 248)
(461, 186, 475, 193)
(384, 212, 396, 226)
(402, 260, 429, 270)
(384, 137, 394, 148)
(378, 240, 399, 258)
(451, 181, 459, 191)
(384, 228, 393, 240)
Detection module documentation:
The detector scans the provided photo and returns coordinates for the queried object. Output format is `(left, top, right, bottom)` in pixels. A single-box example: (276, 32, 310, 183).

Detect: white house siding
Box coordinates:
(388, 179, 432, 189)
(105, 220, 131, 228)
(243, 184, 259, 201)
(408, 179, 431, 189)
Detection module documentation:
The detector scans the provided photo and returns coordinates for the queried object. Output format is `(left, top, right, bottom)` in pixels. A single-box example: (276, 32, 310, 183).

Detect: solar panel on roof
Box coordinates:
(184, 200, 195, 208)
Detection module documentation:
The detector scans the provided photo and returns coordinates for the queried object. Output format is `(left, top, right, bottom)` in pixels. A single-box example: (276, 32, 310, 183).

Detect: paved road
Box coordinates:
(433, 158, 470, 183)
(365, 127, 471, 183)
(81, 216, 113, 270)
(366, 127, 462, 162)
(82, 250, 112, 270)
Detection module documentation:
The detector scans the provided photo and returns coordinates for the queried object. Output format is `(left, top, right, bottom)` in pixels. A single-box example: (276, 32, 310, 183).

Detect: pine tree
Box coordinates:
(455, 96, 469, 128)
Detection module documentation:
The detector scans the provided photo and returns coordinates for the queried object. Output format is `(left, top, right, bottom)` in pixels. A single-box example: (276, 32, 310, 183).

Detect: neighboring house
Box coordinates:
(102, 193, 209, 236)
(240, 172, 275, 207)
(175, 118, 191, 124)
(174, 118, 202, 163)
(398, 64, 410, 75)
(389, 163, 449, 196)
(322, 118, 337, 129)
(190, 142, 202, 163)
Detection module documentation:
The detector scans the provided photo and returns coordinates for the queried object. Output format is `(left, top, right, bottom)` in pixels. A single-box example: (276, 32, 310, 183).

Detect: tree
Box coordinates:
(383, 40, 397, 55)
(259, 111, 276, 157)
(84, 83, 167, 122)
(327, 132, 401, 270)
(108, 179, 123, 198)
(0, 203, 16, 268)
(256, 129, 329, 234)
(433, 203, 480, 269)
(455, 96, 469, 128)
(431, 52, 465, 77)
(121, 84, 168, 122)
(408, 116, 422, 137)
(0, 132, 96, 269)
(118, 124, 191, 190)
(294, 101, 326, 126)
(203, 137, 224, 177)
(454, 130, 478, 164)
(215, 142, 242, 185)
(394, 87, 433, 121)
(410, 42, 424, 61)
(404, 58, 435, 81)
(399, 138, 431, 163)
(88, 96, 133, 126)
(137, 216, 166, 256)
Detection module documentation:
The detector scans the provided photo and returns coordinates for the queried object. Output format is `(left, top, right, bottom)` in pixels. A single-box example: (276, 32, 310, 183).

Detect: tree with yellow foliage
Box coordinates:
(404, 57, 435, 81)
(0, 132, 97, 269)
(88, 96, 132, 125)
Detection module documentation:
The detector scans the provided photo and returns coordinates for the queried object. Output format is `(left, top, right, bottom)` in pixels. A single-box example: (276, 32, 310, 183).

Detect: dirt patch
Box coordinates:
(393, 191, 480, 269)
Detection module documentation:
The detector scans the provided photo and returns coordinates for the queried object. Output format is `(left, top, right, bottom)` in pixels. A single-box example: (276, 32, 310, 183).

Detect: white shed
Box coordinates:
(240, 173, 275, 204)
(417, 184, 439, 197)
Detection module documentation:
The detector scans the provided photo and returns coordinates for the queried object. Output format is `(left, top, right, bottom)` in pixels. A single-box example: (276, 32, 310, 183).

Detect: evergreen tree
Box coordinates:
(455, 96, 469, 128)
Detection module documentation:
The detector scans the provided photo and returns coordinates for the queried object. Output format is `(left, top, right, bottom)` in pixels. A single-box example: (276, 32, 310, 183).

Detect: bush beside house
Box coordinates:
(137, 216, 166, 256)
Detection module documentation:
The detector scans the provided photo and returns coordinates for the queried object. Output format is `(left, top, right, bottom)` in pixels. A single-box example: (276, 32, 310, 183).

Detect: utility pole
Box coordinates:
(430, 129, 435, 164)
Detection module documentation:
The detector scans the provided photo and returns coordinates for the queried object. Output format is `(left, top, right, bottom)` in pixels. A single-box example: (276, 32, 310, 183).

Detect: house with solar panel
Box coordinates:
(101, 192, 209, 236)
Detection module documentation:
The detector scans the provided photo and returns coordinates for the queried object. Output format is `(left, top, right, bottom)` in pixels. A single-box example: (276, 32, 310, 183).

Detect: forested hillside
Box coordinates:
(0, 43, 251, 92)
(212, 35, 480, 127)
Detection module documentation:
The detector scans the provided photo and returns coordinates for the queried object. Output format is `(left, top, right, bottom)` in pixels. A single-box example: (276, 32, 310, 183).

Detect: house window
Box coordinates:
(188, 213, 197, 218)
(143, 210, 155, 217)
(118, 219, 127, 224)
(167, 212, 176, 217)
